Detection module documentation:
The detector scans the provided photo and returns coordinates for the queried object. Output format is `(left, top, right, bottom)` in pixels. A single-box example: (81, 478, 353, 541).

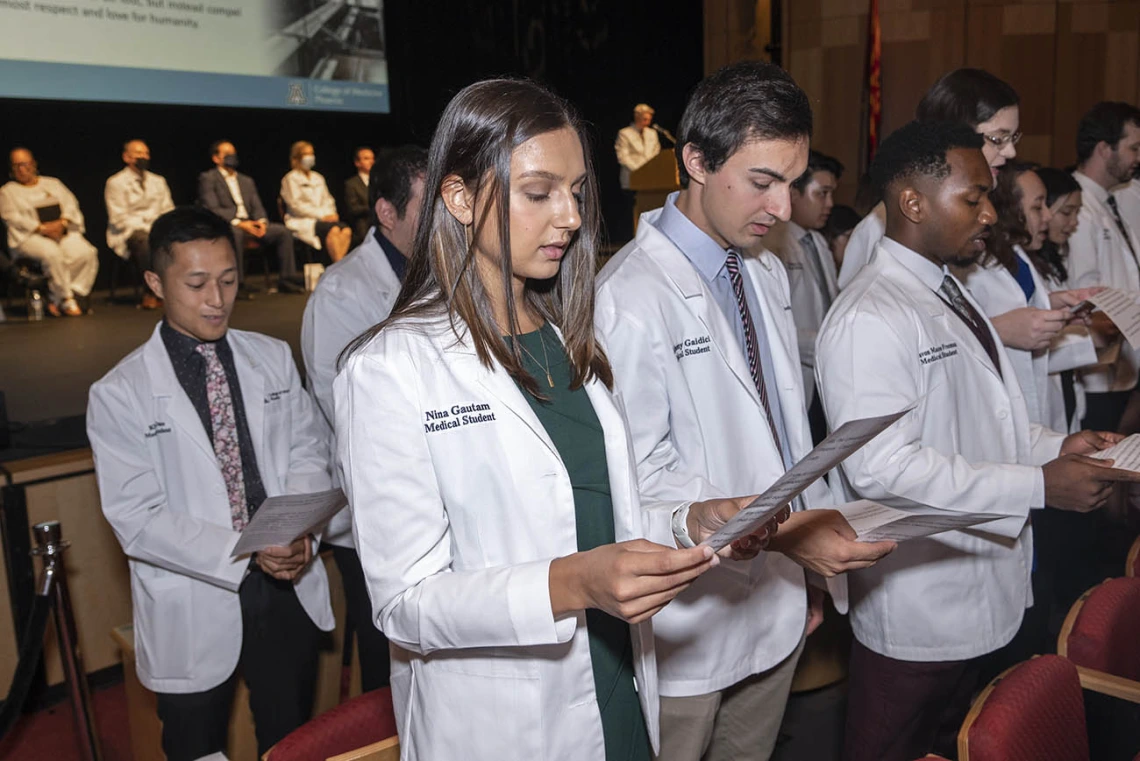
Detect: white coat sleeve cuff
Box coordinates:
(1031, 466, 1047, 511)
(510, 559, 576, 646)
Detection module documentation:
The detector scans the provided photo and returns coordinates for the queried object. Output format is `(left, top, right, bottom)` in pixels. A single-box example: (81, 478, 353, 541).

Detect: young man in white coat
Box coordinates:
(1067, 101, 1140, 432)
(815, 120, 1139, 761)
(88, 206, 334, 761)
(301, 144, 427, 691)
(595, 61, 896, 761)
(771, 150, 842, 443)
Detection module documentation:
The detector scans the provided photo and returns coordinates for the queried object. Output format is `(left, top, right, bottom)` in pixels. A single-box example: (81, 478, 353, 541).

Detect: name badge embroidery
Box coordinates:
(145, 421, 172, 438)
(673, 335, 712, 360)
(424, 402, 497, 433)
(264, 389, 290, 403)
(918, 342, 959, 366)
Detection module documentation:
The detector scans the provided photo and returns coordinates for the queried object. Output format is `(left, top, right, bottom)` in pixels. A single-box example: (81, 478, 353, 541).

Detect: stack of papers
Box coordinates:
(231, 488, 348, 557)
(833, 500, 1001, 543)
(1090, 434, 1140, 472)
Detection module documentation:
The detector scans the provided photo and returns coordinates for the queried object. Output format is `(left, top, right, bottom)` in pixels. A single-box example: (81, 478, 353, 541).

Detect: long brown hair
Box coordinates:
(346, 78, 612, 397)
(983, 162, 1038, 276)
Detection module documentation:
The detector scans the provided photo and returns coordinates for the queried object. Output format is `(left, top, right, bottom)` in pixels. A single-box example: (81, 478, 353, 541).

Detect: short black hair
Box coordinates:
(822, 204, 861, 242)
(1036, 167, 1081, 208)
(792, 150, 844, 192)
(870, 120, 984, 198)
(149, 206, 236, 275)
(208, 139, 231, 157)
(1075, 101, 1140, 164)
(676, 61, 812, 188)
(916, 68, 1019, 128)
(369, 145, 428, 224)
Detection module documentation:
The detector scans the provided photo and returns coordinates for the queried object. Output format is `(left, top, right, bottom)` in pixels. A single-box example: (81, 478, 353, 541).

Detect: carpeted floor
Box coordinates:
(0, 682, 130, 761)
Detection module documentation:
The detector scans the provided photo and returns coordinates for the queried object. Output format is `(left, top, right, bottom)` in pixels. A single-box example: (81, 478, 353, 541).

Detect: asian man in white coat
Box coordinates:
(88, 207, 334, 761)
(596, 62, 895, 761)
(771, 149, 842, 443)
(815, 120, 1138, 761)
(1067, 101, 1140, 432)
(301, 144, 426, 691)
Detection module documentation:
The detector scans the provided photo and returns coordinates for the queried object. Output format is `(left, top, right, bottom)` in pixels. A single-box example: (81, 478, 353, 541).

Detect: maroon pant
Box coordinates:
(842, 639, 982, 761)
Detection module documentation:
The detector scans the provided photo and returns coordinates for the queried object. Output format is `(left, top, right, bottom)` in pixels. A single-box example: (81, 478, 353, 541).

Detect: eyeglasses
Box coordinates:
(982, 130, 1022, 148)
(11, 161, 34, 169)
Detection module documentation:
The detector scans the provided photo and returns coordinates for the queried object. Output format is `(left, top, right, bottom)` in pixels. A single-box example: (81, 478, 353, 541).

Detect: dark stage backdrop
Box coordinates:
(0, 0, 703, 285)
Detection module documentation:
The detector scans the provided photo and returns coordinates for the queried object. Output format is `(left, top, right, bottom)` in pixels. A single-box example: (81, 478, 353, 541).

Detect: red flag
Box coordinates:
(867, 0, 882, 160)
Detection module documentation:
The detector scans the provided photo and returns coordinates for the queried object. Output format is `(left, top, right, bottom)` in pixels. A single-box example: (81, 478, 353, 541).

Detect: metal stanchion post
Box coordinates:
(32, 521, 103, 761)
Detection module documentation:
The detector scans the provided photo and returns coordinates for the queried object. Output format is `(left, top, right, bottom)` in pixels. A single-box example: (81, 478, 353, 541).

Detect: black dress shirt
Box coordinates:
(375, 228, 407, 282)
(160, 321, 268, 518)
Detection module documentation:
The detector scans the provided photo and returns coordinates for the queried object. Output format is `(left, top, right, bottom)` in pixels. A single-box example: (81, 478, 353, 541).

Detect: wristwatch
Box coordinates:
(671, 502, 695, 548)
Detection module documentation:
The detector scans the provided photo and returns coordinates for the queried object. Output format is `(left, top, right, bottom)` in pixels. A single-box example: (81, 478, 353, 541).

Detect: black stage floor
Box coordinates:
(0, 288, 308, 460)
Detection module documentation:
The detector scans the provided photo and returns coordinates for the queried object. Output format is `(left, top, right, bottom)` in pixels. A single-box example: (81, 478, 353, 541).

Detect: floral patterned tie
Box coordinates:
(196, 343, 248, 530)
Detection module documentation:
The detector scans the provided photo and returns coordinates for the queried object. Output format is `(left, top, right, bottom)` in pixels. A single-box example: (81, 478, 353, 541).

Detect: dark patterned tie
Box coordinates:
(196, 343, 248, 530)
(938, 275, 1003, 378)
(724, 251, 784, 453)
(1106, 195, 1139, 264)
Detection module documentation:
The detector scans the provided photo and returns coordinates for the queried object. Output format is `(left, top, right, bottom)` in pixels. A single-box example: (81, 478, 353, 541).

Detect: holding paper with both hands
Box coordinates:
(230, 488, 347, 581)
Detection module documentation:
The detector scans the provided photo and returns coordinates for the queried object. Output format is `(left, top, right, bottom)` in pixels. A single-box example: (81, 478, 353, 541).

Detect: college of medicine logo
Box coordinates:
(287, 82, 308, 106)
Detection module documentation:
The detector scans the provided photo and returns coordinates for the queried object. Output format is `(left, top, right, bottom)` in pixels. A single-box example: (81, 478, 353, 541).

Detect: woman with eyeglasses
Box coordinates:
(838, 68, 1025, 290)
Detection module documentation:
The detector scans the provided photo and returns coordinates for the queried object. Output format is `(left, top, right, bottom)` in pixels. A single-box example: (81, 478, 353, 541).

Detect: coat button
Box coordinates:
(997, 409, 1009, 420)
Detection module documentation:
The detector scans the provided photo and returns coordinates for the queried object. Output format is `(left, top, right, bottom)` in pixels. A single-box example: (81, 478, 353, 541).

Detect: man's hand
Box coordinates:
(38, 220, 65, 242)
(255, 535, 314, 581)
(686, 497, 789, 561)
(1049, 287, 1104, 311)
(1043, 454, 1140, 513)
(320, 214, 339, 223)
(1061, 430, 1124, 456)
(990, 307, 1068, 351)
(767, 509, 896, 577)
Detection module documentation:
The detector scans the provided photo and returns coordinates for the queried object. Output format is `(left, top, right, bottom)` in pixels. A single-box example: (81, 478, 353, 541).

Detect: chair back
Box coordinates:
(326, 735, 399, 761)
(958, 655, 1089, 761)
(263, 687, 396, 761)
(1059, 577, 1140, 682)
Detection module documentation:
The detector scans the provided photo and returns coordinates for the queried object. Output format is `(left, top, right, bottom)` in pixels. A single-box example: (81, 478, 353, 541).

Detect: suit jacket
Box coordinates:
(197, 168, 268, 223)
(344, 174, 370, 243)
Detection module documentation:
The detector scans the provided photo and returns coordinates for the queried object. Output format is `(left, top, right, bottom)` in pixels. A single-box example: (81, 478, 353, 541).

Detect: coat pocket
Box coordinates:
(133, 573, 193, 680)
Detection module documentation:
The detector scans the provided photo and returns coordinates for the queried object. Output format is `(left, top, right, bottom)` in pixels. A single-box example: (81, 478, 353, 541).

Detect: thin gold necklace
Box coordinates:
(516, 325, 554, 388)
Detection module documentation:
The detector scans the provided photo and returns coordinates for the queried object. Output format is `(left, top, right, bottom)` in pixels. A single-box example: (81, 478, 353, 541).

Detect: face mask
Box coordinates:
(134, 158, 150, 173)
(300, 155, 316, 170)
(222, 154, 239, 169)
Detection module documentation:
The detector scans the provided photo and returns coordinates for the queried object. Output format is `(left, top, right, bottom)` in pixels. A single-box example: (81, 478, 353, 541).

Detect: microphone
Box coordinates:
(652, 123, 677, 145)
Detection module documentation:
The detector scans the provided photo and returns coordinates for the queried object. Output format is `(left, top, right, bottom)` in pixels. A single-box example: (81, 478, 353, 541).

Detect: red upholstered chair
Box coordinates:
(957, 655, 1089, 761)
(262, 687, 397, 761)
(1127, 535, 1140, 577)
(1058, 577, 1140, 703)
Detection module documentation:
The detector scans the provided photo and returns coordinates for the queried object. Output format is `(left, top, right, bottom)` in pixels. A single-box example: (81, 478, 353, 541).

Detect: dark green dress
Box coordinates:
(510, 323, 652, 761)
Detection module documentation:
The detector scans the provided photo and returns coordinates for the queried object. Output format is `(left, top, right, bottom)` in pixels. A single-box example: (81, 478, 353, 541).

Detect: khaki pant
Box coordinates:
(656, 633, 807, 761)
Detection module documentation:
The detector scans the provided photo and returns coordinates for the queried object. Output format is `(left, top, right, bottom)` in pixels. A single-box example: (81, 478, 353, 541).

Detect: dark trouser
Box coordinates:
(807, 387, 828, 446)
(330, 543, 391, 691)
(154, 567, 321, 761)
(125, 230, 154, 295)
(1082, 389, 1132, 433)
(842, 639, 981, 761)
(232, 222, 297, 282)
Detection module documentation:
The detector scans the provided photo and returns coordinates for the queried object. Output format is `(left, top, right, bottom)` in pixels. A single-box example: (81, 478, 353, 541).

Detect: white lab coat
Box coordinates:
(959, 247, 1097, 434)
(1114, 178, 1140, 238)
(615, 125, 662, 189)
(816, 239, 1066, 661)
(1067, 171, 1140, 393)
(335, 311, 676, 761)
(771, 220, 839, 400)
(836, 201, 886, 290)
(104, 167, 175, 258)
(87, 325, 335, 694)
(281, 168, 338, 249)
(300, 228, 403, 546)
(595, 208, 835, 697)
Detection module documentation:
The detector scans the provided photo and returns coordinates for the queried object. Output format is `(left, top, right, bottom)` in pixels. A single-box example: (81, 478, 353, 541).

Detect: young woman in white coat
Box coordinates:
(334, 79, 777, 761)
(838, 68, 1023, 290)
(281, 140, 353, 263)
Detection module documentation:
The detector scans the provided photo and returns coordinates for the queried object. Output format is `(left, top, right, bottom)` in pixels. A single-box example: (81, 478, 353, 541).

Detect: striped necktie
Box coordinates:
(724, 251, 784, 453)
(1106, 195, 1139, 265)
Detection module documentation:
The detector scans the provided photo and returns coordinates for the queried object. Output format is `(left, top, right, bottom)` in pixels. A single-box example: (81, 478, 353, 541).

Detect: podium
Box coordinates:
(629, 149, 680, 232)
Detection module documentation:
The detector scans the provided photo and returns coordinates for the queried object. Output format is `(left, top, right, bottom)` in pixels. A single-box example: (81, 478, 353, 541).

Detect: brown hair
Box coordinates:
(346, 78, 611, 397)
(983, 162, 1038, 276)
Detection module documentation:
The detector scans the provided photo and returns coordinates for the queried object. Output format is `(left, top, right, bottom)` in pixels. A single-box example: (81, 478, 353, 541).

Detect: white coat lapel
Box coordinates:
(463, 351, 562, 463)
(144, 327, 216, 461)
(230, 335, 266, 470)
(584, 381, 637, 541)
(641, 223, 762, 406)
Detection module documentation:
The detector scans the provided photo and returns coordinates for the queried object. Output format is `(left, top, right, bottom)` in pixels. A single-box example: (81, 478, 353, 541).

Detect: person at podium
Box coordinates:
(616, 103, 663, 190)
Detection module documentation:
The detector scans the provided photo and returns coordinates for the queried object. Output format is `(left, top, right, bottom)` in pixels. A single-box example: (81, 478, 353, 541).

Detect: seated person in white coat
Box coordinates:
(596, 62, 894, 761)
(837, 68, 1022, 290)
(772, 149, 842, 443)
(105, 139, 175, 309)
(335, 78, 780, 761)
(87, 207, 335, 761)
(815, 120, 1139, 761)
(301, 144, 427, 691)
(1067, 101, 1140, 432)
(281, 140, 353, 264)
(0, 147, 98, 316)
